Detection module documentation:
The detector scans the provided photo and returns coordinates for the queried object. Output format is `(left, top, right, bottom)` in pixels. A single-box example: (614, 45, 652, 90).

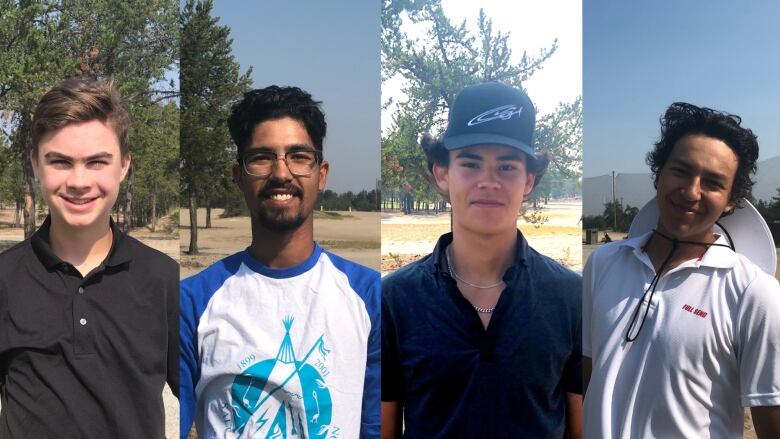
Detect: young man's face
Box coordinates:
(433, 144, 535, 235)
(232, 117, 329, 233)
(32, 120, 130, 230)
(655, 133, 738, 242)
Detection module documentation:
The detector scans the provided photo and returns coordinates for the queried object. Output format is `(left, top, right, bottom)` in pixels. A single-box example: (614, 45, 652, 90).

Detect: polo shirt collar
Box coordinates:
(31, 215, 132, 270)
(431, 230, 530, 277)
(622, 230, 736, 271)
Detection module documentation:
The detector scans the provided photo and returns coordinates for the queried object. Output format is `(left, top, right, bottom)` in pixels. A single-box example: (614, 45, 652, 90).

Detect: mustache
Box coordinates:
(259, 181, 303, 198)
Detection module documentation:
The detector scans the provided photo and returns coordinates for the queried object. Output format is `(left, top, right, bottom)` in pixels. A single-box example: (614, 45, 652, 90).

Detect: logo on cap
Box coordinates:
(467, 104, 523, 126)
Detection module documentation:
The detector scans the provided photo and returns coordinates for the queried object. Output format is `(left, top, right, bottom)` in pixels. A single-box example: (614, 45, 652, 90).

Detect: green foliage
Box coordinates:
(381, 0, 581, 213)
(180, 0, 252, 213)
(585, 200, 639, 232)
(0, 0, 179, 234)
(317, 189, 380, 212)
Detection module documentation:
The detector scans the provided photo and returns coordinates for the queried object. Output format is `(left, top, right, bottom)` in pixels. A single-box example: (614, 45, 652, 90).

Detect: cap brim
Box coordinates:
(628, 197, 777, 276)
(443, 133, 535, 159)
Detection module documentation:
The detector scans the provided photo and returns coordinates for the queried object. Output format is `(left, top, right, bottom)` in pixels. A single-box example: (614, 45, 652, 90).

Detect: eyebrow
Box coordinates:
(44, 151, 114, 161)
(454, 151, 524, 161)
(670, 158, 729, 183)
(244, 144, 314, 154)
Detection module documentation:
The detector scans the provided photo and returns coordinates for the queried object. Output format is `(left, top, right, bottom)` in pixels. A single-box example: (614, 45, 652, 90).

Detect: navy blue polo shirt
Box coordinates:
(382, 232, 581, 438)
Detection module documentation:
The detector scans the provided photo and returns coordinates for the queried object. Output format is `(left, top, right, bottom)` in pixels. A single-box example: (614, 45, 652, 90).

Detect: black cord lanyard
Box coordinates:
(624, 227, 733, 342)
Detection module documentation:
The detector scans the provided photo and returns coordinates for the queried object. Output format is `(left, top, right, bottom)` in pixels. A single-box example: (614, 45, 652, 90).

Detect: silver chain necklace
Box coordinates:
(445, 245, 502, 313)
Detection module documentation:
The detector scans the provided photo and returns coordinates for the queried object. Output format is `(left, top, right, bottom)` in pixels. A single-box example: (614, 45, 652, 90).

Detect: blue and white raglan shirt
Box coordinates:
(180, 244, 380, 439)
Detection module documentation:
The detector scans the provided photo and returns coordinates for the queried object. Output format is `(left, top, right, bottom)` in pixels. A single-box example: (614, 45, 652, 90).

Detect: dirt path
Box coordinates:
(381, 201, 583, 275)
(179, 208, 380, 279)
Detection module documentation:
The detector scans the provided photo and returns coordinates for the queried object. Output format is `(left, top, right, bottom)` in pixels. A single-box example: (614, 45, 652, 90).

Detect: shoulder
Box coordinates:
(524, 245, 581, 289)
(124, 235, 178, 273)
(320, 250, 380, 306)
(180, 251, 246, 304)
(0, 239, 34, 282)
(381, 253, 434, 299)
(589, 239, 634, 265)
(0, 238, 32, 265)
(731, 254, 780, 303)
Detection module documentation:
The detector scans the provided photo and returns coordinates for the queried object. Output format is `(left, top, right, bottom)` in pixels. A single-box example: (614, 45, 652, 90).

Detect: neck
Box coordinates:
(645, 228, 714, 274)
(248, 216, 315, 268)
(49, 215, 114, 276)
(449, 222, 517, 283)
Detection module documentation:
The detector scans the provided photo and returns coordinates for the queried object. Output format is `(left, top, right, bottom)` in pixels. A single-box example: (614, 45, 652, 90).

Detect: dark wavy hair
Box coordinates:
(647, 102, 758, 205)
(228, 85, 326, 159)
(421, 134, 550, 199)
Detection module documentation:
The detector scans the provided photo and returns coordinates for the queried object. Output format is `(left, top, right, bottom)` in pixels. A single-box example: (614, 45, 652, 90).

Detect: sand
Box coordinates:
(178, 208, 380, 279)
(381, 200, 583, 275)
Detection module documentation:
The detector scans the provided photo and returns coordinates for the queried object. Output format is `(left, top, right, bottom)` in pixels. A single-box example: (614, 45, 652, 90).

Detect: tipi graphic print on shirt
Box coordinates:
(228, 317, 336, 438)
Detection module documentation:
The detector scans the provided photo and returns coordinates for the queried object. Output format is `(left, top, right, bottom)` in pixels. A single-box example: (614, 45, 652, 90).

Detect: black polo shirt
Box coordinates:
(382, 231, 581, 438)
(0, 216, 178, 438)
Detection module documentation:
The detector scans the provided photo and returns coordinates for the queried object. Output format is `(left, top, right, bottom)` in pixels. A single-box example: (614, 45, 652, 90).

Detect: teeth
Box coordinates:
(270, 194, 293, 201)
(67, 198, 93, 205)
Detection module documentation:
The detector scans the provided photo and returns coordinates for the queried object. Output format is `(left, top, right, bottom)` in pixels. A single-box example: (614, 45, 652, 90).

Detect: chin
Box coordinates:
(257, 210, 308, 232)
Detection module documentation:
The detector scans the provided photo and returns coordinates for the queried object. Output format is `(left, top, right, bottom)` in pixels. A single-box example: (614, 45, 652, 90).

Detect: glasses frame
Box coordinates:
(240, 149, 323, 177)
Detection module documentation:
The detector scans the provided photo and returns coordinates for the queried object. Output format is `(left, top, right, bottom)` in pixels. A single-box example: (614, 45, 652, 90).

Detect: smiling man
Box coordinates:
(0, 78, 179, 438)
(179, 86, 380, 438)
(583, 103, 780, 438)
(381, 82, 582, 438)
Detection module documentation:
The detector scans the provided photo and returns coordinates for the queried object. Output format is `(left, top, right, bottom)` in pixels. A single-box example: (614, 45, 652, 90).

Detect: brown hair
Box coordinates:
(31, 78, 131, 157)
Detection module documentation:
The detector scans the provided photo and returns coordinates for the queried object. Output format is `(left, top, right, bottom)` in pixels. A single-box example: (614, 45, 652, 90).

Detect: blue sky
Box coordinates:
(584, 1, 780, 177)
(211, 1, 380, 193)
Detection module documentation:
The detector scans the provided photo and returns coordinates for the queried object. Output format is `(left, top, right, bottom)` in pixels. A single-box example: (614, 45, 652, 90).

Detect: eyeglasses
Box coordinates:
(241, 149, 322, 177)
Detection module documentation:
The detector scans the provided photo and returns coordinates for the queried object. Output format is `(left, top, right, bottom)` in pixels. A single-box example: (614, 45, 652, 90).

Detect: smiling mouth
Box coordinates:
(471, 200, 504, 207)
(269, 193, 293, 201)
(62, 196, 97, 205)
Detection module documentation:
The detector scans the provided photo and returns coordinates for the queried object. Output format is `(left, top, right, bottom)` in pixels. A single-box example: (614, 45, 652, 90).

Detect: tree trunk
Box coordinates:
(123, 171, 133, 232)
(150, 188, 157, 232)
(205, 201, 212, 229)
(18, 115, 36, 238)
(188, 190, 198, 254)
(14, 199, 21, 228)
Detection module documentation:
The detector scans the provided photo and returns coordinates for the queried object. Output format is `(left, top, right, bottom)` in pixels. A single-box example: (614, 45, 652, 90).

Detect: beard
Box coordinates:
(255, 205, 308, 232)
(253, 180, 311, 232)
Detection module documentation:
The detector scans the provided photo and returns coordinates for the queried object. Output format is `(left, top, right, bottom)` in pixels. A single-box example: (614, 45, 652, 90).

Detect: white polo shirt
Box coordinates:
(583, 231, 780, 439)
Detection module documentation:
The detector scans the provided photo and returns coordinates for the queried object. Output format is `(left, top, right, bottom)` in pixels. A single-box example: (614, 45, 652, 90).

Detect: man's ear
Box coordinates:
(523, 172, 536, 197)
(120, 153, 132, 182)
(723, 200, 736, 215)
(30, 150, 40, 180)
(317, 160, 329, 192)
(432, 162, 449, 194)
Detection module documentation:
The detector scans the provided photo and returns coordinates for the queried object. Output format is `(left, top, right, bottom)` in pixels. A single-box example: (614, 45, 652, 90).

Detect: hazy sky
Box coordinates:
(211, 1, 380, 193)
(584, 0, 780, 177)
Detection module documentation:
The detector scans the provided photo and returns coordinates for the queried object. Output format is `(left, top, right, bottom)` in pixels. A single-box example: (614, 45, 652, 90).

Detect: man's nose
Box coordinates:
(681, 176, 701, 201)
(269, 155, 293, 180)
(66, 165, 91, 189)
(476, 167, 501, 189)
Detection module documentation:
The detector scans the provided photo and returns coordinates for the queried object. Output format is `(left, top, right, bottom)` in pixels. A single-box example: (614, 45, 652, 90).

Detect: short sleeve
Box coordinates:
(737, 272, 780, 407)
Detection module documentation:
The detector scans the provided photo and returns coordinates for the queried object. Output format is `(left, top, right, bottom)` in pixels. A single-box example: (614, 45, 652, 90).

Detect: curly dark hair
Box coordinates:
(647, 102, 758, 205)
(228, 85, 326, 159)
(421, 134, 550, 198)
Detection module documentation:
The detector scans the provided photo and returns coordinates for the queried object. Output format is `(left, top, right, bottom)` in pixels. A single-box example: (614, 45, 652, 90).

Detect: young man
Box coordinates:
(583, 103, 780, 438)
(180, 86, 381, 438)
(381, 82, 582, 438)
(0, 78, 179, 438)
